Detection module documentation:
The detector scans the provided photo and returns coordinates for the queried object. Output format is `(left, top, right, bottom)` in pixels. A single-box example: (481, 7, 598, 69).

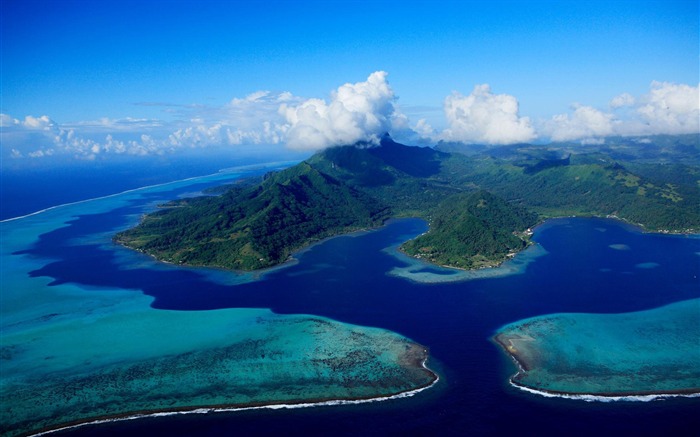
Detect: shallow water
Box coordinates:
(2, 168, 699, 436)
(496, 299, 700, 395)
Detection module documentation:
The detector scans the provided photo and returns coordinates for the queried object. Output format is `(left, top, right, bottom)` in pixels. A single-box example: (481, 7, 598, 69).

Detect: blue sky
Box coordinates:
(1, 0, 698, 163)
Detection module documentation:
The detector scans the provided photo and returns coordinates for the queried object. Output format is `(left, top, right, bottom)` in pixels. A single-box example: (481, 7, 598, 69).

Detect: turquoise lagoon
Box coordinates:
(0, 166, 435, 436)
(494, 299, 700, 397)
(1, 165, 699, 436)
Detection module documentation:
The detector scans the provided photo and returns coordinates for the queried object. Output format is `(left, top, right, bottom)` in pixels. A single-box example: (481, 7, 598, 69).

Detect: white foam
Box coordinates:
(2, 161, 297, 223)
(509, 380, 700, 402)
(502, 351, 700, 403)
(30, 360, 439, 436)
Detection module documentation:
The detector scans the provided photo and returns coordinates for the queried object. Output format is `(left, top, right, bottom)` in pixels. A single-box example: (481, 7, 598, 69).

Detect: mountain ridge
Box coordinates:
(116, 135, 700, 271)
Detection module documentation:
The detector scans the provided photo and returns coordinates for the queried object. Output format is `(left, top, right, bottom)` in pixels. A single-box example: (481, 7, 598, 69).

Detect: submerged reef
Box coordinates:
(0, 168, 437, 437)
(494, 299, 700, 397)
(1, 309, 436, 436)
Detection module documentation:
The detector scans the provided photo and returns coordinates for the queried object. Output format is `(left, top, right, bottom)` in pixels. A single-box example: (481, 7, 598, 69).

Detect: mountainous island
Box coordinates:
(4, 135, 698, 435)
(116, 134, 700, 272)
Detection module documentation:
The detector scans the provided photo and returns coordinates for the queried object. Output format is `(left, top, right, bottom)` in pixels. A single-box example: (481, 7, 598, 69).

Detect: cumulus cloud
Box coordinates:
(4, 76, 698, 163)
(1, 95, 292, 162)
(542, 104, 617, 141)
(441, 84, 536, 145)
(2, 71, 402, 162)
(413, 118, 436, 138)
(281, 71, 397, 150)
(21, 115, 56, 130)
(1, 113, 169, 161)
(0, 113, 17, 127)
(1, 114, 57, 130)
(162, 91, 295, 148)
(635, 81, 699, 135)
(610, 93, 635, 109)
(542, 81, 699, 141)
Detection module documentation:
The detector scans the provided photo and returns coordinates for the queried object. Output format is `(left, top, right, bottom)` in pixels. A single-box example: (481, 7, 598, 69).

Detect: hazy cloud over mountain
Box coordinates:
(542, 105, 616, 142)
(441, 84, 536, 144)
(167, 91, 294, 148)
(1, 72, 401, 161)
(2, 75, 698, 164)
(635, 81, 699, 135)
(542, 81, 699, 142)
(281, 71, 397, 150)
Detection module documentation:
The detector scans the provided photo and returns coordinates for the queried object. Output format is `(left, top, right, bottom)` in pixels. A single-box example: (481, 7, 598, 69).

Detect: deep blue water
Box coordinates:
(0, 151, 309, 220)
(14, 179, 700, 436)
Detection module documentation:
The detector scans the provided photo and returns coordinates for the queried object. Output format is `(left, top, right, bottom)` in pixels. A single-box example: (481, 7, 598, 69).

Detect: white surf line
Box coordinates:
(504, 343, 700, 402)
(31, 358, 440, 436)
(509, 380, 700, 402)
(1, 161, 298, 223)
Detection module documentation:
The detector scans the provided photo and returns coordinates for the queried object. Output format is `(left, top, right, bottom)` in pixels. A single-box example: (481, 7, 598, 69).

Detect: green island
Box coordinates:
(116, 134, 700, 271)
(1, 173, 437, 437)
(4, 135, 699, 435)
(493, 299, 700, 397)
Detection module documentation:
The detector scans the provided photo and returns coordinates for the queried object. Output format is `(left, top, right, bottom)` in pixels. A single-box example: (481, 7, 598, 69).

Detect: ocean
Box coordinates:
(2, 165, 699, 436)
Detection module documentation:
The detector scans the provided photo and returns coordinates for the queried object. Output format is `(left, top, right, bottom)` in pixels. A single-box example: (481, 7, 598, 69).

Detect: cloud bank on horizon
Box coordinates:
(2, 72, 698, 163)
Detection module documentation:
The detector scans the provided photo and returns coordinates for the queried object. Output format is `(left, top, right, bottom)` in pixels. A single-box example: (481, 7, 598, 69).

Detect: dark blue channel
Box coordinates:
(15, 183, 700, 437)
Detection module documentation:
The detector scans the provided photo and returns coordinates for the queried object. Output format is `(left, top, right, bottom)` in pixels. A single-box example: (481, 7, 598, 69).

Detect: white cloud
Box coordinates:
(0, 113, 19, 127)
(542, 104, 617, 142)
(64, 117, 165, 131)
(22, 115, 56, 130)
(28, 148, 55, 158)
(441, 84, 536, 145)
(4, 77, 698, 163)
(413, 118, 436, 138)
(610, 93, 635, 109)
(1, 96, 293, 161)
(1, 114, 58, 131)
(281, 71, 397, 150)
(635, 81, 699, 135)
(543, 81, 699, 141)
(164, 91, 294, 148)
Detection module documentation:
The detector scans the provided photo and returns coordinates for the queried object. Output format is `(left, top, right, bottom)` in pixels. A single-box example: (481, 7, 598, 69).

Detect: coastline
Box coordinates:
(493, 333, 700, 400)
(532, 213, 700, 237)
(1, 161, 298, 223)
(114, 220, 388, 277)
(30, 354, 439, 437)
(396, 240, 532, 273)
(3, 169, 439, 437)
(509, 380, 700, 400)
(4, 317, 440, 437)
(108, 160, 700, 277)
(491, 297, 700, 401)
(123, 213, 699, 281)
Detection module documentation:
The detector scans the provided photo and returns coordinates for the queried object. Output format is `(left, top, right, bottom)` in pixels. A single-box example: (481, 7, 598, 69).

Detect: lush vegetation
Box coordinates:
(117, 135, 700, 271)
(116, 163, 389, 270)
(436, 141, 700, 232)
(401, 191, 537, 269)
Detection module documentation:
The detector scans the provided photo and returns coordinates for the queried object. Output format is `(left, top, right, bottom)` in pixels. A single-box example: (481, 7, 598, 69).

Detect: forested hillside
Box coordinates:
(116, 163, 389, 270)
(401, 191, 537, 269)
(117, 135, 700, 271)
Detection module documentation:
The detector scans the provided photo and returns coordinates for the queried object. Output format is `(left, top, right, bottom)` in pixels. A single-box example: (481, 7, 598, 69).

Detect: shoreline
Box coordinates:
(126, 213, 699, 279)
(492, 333, 700, 401)
(532, 214, 700, 237)
(1, 161, 298, 223)
(29, 356, 439, 437)
(114, 220, 391, 277)
(395, 242, 530, 273)
(508, 380, 700, 401)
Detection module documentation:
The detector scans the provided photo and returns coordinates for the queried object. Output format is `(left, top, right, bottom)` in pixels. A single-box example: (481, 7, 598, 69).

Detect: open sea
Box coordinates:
(2, 163, 699, 436)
